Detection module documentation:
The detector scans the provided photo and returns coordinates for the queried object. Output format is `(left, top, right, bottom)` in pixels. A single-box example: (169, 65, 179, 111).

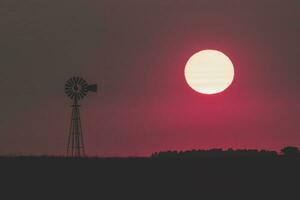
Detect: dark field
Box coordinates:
(1, 156, 300, 198)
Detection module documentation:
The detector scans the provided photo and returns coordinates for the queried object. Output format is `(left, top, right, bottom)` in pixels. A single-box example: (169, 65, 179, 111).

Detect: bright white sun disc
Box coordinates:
(184, 50, 234, 94)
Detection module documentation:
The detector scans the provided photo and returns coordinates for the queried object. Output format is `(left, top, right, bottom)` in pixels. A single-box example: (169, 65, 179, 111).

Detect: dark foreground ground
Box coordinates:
(1, 156, 300, 198)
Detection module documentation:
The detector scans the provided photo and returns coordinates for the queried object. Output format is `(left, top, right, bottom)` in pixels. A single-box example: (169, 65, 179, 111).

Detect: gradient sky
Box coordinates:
(0, 0, 299, 156)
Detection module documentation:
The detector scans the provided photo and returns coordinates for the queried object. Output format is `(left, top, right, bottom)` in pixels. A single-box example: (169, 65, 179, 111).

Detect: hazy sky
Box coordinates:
(0, 0, 299, 156)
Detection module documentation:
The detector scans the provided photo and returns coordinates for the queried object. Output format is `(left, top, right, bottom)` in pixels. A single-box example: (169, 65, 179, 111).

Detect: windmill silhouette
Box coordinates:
(65, 77, 97, 157)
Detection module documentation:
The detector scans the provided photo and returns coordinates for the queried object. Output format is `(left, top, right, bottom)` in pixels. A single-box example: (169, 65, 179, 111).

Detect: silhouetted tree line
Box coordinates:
(151, 146, 300, 158)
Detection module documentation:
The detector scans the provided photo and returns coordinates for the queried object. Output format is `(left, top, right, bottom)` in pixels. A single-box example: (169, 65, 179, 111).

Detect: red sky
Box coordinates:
(0, 0, 300, 156)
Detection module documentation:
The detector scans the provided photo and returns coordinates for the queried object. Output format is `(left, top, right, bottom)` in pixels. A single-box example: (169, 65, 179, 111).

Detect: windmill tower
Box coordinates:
(64, 77, 97, 157)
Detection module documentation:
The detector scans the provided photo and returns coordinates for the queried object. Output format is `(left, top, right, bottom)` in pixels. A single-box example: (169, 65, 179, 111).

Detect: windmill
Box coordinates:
(65, 77, 97, 157)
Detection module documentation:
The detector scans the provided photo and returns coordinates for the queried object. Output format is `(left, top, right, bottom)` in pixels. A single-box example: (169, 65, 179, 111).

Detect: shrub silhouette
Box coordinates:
(281, 146, 299, 157)
(151, 148, 278, 158)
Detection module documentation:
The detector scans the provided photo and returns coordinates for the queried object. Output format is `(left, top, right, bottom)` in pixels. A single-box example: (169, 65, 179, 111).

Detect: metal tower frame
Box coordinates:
(67, 97, 85, 157)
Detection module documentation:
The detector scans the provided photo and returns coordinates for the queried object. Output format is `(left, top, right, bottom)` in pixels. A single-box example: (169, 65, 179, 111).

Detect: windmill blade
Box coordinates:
(81, 79, 87, 86)
(65, 90, 72, 95)
(65, 85, 72, 90)
(65, 90, 72, 96)
(65, 83, 73, 89)
(82, 84, 89, 92)
(65, 89, 73, 95)
(71, 77, 77, 84)
(65, 87, 73, 93)
(75, 77, 80, 84)
(65, 85, 71, 91)
(69, 77, 74, 84)
(79, 89, 87, 96)
(67, 92, 73, 98)
(79, 92, 84, 99)
(65, 90, 71, 96)
(66, 80, 72, 86)
(78, 77, 84, 85)
(67, 78, 73, 84)
(67, 93, 73, 98)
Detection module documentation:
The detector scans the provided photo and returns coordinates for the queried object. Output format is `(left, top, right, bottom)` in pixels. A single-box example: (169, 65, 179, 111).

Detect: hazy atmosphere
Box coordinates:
(1, 0, 299, 156)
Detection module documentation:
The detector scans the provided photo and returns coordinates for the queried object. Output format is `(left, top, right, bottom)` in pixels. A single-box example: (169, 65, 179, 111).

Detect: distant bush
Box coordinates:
(151, 148, 278, 158)
(281, 146, 299, 157)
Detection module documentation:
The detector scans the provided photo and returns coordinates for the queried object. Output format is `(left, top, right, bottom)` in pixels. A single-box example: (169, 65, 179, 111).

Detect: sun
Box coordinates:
(184, 50, 234, 94)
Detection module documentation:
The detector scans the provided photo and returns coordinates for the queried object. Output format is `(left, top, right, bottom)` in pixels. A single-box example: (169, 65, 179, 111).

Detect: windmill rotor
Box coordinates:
(64, 77, 97, 101)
